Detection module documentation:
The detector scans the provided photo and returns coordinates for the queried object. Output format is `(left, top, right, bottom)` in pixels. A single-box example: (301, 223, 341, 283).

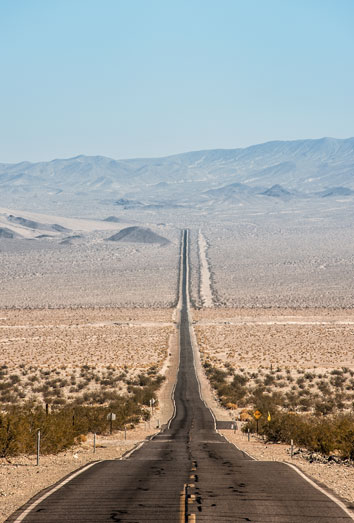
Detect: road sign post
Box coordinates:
(253, 410, 262, 435)
(107, 412, 116, 434)
(149, 398, 155, 417)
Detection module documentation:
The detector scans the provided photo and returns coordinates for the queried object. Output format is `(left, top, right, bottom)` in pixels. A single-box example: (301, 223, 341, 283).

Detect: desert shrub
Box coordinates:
(314, 398, 335, 416)
(204, 364, 248, 406)
(330, 374, 346, 389)
(264, 374, 275, 386)
(304, 372, 315, 381)
(0, 371, 166, 458)
(243, 411, 354, 459)
(317, 380, 331, 395)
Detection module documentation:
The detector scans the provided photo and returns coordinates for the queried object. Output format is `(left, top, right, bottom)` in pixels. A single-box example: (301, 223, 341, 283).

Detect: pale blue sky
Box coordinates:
(1, 0, 354, 162)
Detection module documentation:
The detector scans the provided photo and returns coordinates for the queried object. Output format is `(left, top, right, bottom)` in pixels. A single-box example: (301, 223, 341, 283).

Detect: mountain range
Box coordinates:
(1, 137, 354, 210)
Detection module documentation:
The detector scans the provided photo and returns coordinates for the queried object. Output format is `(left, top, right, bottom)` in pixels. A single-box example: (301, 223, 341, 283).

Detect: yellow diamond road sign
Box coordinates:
(253, 410, 262, 420)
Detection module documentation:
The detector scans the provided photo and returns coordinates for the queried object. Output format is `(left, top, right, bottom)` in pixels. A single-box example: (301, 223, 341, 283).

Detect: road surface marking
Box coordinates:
(285, 462, 354, 521)
(13, 461, 100, 522)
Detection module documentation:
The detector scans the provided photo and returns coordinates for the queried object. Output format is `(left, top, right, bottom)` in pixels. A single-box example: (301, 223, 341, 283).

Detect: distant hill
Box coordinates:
(7, 215, 71, 233)
(318, 187, 354, 198)
(1, 137, 354, 210)
(103, 216, 121, 223)
(0, 227, 17, 238)
(106, 226, 170, 245)
(261, 184, 294, 199)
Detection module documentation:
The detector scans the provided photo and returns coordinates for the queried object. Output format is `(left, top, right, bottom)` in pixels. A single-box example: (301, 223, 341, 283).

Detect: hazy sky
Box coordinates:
(1, 0, 354, 162)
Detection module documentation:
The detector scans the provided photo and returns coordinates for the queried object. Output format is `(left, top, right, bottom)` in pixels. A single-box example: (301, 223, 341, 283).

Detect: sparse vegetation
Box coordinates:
(0, 372, 165, 458)
(243, 411, 354, 460)
(202, 356, 354, 459)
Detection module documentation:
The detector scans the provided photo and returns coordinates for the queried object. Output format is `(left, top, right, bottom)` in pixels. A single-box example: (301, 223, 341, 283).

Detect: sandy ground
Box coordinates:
(198, 230, 213, 307)
(194, 308, 354, 370)
(0, 315, 180, 522)
(203, 222, 354, 308)
(189, 311, 354, 508)
(0, 231, 179, 309)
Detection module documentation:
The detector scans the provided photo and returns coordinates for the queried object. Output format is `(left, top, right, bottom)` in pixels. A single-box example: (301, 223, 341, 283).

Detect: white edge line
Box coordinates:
(13, 230, 186, 522)
(167, 230, 183, 430)
(13, 461, 100, 522)
(167, 381, 177, 429)
(122, 441, 145, 460)
(218, 420, 353, 517)
(220, 431, 256, 461)
(285, 462, 354, 520)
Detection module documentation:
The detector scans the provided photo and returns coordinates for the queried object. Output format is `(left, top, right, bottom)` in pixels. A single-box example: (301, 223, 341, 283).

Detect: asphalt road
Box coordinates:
(10, 230, 352, 522)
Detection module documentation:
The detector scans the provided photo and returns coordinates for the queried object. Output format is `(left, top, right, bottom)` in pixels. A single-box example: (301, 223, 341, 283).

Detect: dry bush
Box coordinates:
(0, 373, 164, 458)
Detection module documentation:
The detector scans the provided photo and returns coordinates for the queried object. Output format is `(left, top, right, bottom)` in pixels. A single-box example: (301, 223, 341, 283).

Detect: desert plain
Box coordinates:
(1, 202, 354, 519)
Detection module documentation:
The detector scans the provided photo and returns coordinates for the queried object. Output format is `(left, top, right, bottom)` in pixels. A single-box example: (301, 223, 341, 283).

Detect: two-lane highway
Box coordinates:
(10, 230, 352, 522)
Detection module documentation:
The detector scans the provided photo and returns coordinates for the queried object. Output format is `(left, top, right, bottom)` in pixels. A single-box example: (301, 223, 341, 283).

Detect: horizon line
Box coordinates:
(1, 136, 353, 166)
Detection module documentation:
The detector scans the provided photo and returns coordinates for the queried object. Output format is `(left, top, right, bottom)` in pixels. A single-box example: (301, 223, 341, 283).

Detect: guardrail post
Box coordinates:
(93, 433, 96, 453)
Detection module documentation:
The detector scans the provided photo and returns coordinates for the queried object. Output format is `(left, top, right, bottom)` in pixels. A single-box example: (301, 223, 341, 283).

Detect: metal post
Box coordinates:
(37, 429, 40, 466)
(110, 415, 113, 435)
(93, 433, 96, 453)
(124, 425, 127, 440)
(291, 439, 294, 458)
(247, 428, 250, 441)
(256, 419, 259, 435)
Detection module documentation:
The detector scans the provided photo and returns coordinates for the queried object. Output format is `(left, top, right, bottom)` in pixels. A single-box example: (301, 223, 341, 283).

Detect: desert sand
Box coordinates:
(194, 308, 354, 369)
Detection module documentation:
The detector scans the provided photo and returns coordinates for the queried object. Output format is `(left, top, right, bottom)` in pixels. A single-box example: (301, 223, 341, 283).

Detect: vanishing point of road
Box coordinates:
(10, 230, 353, 522)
